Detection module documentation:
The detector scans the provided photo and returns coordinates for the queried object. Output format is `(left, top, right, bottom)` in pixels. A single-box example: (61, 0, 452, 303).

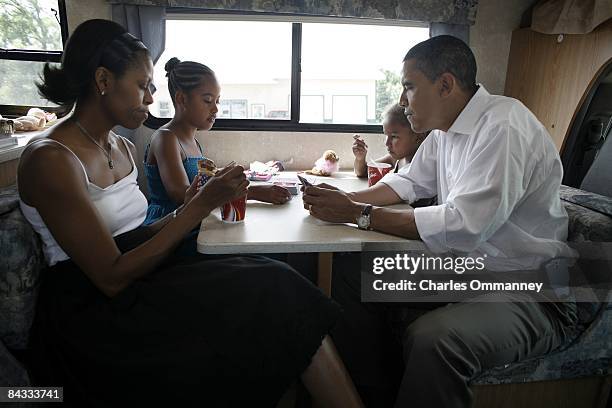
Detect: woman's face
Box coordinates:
(382, 121, 422, 161)
(183, 76, 221, 131)
(103, 52, 154, 129)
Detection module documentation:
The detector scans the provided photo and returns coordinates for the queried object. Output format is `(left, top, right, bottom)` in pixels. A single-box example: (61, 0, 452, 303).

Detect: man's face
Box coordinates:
(399, 59, 440, 133)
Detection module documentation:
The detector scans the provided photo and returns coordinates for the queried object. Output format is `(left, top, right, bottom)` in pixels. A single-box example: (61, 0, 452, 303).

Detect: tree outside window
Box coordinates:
(0, 0, 64, 107)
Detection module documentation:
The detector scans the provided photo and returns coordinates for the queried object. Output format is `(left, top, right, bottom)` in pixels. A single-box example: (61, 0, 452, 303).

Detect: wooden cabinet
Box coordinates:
(504, 19, 612, 151)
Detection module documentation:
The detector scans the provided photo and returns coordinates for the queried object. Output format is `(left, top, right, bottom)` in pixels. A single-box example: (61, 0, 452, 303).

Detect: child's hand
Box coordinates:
(249, 184, 291, 204)
(352, 134, 368, 161)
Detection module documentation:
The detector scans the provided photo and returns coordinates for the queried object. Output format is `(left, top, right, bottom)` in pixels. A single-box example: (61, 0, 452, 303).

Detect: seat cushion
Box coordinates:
(472, 186, 612, 385)
(0, 185, 44, 350)
(472, 302, 612, 385)
(0, 339, 29, 386)
(560, 185, 612, 242)
(0, 184, 19, 214)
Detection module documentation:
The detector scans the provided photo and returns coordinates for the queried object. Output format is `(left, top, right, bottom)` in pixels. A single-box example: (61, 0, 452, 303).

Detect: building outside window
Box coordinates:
(218, 99, 248, 118)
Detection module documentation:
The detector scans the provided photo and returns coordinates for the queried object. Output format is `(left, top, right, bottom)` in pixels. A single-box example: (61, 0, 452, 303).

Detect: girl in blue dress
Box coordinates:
(144, 58, 291, 224)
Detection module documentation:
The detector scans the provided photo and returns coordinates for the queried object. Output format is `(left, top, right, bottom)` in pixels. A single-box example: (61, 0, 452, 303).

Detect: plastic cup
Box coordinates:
(220, 196, 247, 223)
(367, 162, 393, 186)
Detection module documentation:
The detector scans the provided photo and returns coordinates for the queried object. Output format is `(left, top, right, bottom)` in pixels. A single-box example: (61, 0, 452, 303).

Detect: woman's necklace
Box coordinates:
(75, 120, 114, 169)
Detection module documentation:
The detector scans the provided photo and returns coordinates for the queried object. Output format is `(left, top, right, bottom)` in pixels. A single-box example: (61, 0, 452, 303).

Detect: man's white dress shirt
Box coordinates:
(381, 86, 575, 271)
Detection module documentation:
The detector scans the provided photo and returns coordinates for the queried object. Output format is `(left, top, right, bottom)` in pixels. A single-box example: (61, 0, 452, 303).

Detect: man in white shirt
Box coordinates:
(303, 35, 578, 408)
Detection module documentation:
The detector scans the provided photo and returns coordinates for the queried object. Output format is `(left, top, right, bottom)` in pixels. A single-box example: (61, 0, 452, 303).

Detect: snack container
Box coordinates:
(367, 162, 393, 186)
(220, 196, 247, 223)
(197, 158, 216, 189)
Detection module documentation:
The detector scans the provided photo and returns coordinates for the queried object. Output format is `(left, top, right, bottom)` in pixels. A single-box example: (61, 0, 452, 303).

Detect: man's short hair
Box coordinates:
(403, 35, 478, 93)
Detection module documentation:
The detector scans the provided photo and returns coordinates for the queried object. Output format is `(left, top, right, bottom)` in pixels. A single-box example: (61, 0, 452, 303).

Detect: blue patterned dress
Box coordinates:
(143, 139, 204, 225)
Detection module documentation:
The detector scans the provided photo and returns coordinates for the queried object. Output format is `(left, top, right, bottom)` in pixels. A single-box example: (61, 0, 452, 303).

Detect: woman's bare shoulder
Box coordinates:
(19, 133, 87, 203)
(22, 122, 73, 163)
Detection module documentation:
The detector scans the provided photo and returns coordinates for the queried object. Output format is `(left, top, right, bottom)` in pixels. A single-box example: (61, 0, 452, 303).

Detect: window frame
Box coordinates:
(145, 9, 428, 133)
(0, 0, 69, 116)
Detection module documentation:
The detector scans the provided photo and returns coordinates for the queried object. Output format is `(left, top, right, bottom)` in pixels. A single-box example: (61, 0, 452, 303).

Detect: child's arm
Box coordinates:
(352, 134, 368, 177)
(248, 184, 291, 204)
(150, 130, 192, 205)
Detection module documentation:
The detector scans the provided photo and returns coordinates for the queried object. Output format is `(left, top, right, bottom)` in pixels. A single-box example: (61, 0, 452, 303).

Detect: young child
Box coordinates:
(352, 103, 427, 177)
(144, 58, 291, 224)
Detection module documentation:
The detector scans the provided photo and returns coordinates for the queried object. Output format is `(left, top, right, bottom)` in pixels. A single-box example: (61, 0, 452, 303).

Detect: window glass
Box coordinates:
(151, 19, 292, 120)
(0, 60, 58, 107)
(0, 0, 63, 51)
(301, 23, 428, 124)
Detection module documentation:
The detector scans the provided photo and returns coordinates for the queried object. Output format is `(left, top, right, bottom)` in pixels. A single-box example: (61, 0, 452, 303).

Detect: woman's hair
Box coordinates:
(382, 103, 411, 128)
(164, 57, 216, 105)
(37, 19, 149, 109)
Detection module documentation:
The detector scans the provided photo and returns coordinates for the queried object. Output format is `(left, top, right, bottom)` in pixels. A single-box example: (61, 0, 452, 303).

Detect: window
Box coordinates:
(0, 0, 67, 109)
(150, 19, 292, 120)
(148, 13, 428, 132)
(301, 23, 428, 124)
(300, 95, 324, 123)
(332, 95, 368, 124)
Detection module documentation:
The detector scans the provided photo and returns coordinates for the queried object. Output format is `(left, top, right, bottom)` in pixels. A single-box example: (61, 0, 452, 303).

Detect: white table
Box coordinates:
(197, 171, 426, 295)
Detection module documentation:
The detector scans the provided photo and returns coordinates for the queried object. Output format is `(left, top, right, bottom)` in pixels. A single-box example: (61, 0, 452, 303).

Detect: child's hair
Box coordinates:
(164, 57, 216, 105)
(382, 103, 411, 128)
(37, 19, 149, 109)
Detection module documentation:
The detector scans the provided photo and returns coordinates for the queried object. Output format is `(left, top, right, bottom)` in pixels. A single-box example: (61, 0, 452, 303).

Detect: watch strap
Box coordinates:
(362, 204, 373, 216)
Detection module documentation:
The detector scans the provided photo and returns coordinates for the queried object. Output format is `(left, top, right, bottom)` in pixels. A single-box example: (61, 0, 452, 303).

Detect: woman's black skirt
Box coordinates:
(29, 234, 340, 407)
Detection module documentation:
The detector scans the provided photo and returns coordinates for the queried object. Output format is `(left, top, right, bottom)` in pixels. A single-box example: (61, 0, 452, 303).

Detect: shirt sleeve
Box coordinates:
(380, 131, 438, 203)
(414, 122, 535, 253)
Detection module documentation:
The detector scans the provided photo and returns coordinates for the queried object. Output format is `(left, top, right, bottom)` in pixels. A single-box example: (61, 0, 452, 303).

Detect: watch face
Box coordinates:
(357, 216, 369, 229)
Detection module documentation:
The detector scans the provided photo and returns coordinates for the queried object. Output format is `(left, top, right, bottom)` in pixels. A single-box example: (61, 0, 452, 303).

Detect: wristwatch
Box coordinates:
(356, 204, 373, 230)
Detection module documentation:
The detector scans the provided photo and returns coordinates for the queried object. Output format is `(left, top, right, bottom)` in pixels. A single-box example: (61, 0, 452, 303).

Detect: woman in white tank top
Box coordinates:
(19, 19, 362, 408)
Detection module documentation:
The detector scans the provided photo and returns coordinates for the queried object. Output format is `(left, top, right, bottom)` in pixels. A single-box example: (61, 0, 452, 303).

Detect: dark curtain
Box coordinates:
(107, 1, 479, 26)
(111, 5, 166, 140)
(111, 4, 166, 63)
(429, 22, 469, 43)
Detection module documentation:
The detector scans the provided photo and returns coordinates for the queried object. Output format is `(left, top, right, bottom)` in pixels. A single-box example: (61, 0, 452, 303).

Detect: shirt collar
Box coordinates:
(447, 85, 490, 135)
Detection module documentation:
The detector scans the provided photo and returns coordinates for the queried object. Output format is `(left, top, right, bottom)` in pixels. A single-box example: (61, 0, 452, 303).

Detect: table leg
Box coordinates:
(317, 252, 333, 297)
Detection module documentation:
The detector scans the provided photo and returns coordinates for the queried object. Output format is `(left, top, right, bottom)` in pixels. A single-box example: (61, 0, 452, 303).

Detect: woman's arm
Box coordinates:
(136, 174, 200, 237)
(19, 142, 247, 298)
